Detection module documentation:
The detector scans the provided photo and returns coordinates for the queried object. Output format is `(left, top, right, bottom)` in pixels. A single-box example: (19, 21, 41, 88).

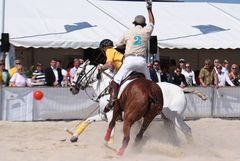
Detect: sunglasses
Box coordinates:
(176, 70, 181, 72)
(15, 62, 21, 64)
(232, 67, 237, 69)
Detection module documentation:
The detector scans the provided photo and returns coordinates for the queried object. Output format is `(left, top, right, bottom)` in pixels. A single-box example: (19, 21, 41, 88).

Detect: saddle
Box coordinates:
(117, 71, 145, 99)
(120, 71, 145, 86)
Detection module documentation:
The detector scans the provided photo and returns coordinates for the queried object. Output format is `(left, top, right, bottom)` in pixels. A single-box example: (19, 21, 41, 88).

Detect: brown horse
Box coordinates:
(104, 76, 164, 156)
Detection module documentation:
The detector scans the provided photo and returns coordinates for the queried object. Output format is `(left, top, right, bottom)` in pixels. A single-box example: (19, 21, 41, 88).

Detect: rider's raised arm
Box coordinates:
(146, 0, 155, 25)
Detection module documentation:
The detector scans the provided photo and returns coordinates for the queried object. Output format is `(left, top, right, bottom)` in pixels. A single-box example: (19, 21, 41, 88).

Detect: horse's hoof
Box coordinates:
(117, 148, 124, 156)
(70, 136, 78, 143)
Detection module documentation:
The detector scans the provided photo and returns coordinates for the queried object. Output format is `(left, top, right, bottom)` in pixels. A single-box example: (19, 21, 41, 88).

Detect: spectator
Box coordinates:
(45, 58, 63, 87)
(0, 60, 10, 86)
(149, 60, 168, 82)
(179, 58, 186, 73)
(31, 63, 45, 86)
(147, 63, 153, 70)
(199, 59, 213, 87)
(68, 58, 81, 84)
(182, 62, 196, 86)
(9, 58, 22, 77)
(213, 64, 234, 88)
(56, 59, 68, 86)
(228, 64, 240, 86)
(222, 59, 230, 74)
(9, 64, 31, 87)
(169, 65, 188, 88)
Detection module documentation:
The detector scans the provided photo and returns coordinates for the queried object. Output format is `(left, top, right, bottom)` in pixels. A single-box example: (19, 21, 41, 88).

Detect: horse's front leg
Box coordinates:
(104, 102, 120, 142)
(70, 113, 104, 142)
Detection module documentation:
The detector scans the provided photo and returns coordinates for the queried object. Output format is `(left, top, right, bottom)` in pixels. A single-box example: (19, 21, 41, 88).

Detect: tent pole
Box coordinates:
(1, 0, 5, 33)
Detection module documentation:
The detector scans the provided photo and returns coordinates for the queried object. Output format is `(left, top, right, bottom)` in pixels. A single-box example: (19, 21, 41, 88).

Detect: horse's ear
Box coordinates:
(96, 72, 101, 80)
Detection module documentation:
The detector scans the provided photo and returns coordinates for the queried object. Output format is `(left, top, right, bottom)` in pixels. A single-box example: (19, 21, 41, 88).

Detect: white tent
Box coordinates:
(3, 0, 240, 49)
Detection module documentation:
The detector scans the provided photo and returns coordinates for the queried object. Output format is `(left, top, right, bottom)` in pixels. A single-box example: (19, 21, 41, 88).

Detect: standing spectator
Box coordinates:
(182, 62, 196, 86)
(45, 58, 63, 87)
(56, 59, 67, 86)
(213, 64, 234, 88)
(179, 58, 186, 73)
(222, 59, 230, 74)
(149, 60, 168, 82)
(169, 65, 188, 88)
(69, 58, 81, 84)
(228, 64, 240, 86)
(0, 60, 10, 86)
(9, 64, 31, 87)
(147, 63, 153, 70)
(31, 62, 45, 86)
(9, 58, 22, 77)
(199, 59, 213, 87)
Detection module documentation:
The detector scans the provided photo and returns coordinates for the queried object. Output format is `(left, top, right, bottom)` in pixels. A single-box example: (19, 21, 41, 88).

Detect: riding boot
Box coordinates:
(104, 81, 120, 113)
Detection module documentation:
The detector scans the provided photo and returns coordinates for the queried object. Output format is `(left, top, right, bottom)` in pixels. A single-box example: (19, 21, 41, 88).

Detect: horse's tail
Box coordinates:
(148, 84, 164, 114)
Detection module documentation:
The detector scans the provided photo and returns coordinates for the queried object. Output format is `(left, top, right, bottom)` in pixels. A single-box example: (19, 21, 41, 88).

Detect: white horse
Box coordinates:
(69, 60, 204, 143)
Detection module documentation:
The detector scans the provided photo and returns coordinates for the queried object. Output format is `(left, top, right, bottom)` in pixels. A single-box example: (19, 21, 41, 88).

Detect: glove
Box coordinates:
(146, 0, 152, 9)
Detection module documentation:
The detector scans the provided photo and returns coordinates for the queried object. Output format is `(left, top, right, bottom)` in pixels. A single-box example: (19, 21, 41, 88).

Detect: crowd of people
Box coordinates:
(0, 57, 84, 87)
(148, 58, 240, 88)
(0, 50, 240, 89)
(1, 56, 239, 89)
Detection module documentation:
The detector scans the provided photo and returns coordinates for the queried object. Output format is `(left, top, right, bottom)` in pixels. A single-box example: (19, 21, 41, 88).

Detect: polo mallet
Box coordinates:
(64, 104, 100, 135)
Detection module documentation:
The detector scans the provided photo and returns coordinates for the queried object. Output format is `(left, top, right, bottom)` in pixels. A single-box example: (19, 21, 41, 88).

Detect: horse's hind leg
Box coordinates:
(162, 107, 192, 142)
(134, 105, 159, 146)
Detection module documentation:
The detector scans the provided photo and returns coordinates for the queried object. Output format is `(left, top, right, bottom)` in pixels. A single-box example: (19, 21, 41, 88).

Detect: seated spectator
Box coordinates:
(0, 60, 10, 86)
(169, 65, 188, 88)
(182, 62, 196, 86)
(228, 64, 240, 86)
(9, 64, 31, 87)
(9, 58, 22, 77)
(213, 64, 234, 88)
(31, 63, 45, 86)
(199, 59, 213, 87)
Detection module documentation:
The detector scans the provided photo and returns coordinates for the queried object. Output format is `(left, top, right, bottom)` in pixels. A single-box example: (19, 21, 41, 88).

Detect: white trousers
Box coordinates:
(114, 56, 151, 84)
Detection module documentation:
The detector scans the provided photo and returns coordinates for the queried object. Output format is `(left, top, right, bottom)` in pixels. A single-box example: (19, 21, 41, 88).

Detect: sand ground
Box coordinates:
(0, 118, 240, 161)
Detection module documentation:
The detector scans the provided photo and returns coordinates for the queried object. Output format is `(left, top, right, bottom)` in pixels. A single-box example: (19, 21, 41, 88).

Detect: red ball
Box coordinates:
(33, 90, 44, 100)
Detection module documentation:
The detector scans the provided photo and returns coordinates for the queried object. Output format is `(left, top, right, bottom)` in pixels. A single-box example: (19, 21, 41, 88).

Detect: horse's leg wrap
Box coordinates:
(70, 121, 89, 142)
(104, 128, 112, 142)
(117, 147, 125, 156)
(104, 81, 120, 113)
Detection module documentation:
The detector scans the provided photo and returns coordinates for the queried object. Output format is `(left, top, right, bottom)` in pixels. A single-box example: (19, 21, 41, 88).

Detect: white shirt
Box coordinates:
(217, 71, 234, 87)
(182, 70, 196, 86)
(155, 70, 161, 82)
(70, 67, 78, 82)
(10, 73, 28, 87)
(51, 66, 58, 81)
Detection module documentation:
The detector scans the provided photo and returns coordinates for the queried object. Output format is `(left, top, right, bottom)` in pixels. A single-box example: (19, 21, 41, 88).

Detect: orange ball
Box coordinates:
(33, 90, 44, 100)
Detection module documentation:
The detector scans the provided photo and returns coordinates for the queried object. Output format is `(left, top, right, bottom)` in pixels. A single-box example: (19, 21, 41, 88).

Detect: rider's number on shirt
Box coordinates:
(133, 36, 142, 45)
